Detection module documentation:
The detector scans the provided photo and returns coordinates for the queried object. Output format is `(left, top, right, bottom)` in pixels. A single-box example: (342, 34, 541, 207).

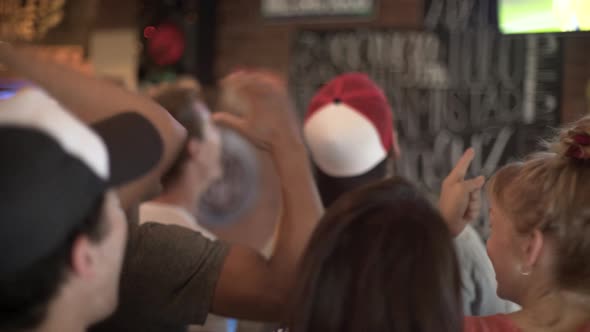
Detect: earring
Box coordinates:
(518, 263, 531, 276)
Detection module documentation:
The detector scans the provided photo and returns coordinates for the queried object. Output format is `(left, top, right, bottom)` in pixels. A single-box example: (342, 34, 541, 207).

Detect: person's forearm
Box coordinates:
(267, 140, 323, 289)
(0, 42, 186, 208)
(209, 141, 322, 321)
(1, 43, 154, 122)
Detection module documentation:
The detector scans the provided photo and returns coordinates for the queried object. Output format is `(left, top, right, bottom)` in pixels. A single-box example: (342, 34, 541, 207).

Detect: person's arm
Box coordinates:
(0, 42, 186, 209)
(210, 71, 323, 320)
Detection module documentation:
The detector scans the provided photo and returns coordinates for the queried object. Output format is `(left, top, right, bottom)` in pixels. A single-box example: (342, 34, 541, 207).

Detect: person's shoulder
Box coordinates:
(125, 222, 230, 276)
(453, 225, 494, 277)
(454, 225, 485, 250)
(464, 315, 520, 332)
(131, 221, 225, 252)
(121, 222, 231, 322)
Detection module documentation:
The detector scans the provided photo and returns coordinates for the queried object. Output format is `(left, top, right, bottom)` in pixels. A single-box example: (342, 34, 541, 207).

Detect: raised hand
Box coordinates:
(213, 70, 302, 153)
(439, 148, 485, 236)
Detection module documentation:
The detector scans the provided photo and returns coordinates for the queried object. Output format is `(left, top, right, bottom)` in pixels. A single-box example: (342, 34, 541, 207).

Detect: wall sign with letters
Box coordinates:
(262, 0, 375, 18)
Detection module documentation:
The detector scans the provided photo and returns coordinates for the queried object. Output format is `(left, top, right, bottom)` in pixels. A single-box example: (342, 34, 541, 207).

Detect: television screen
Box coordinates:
(499, 0, 590, 34)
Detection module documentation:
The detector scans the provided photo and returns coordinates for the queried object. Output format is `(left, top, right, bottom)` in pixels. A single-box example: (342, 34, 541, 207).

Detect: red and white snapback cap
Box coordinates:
(304, 73, 396, 177)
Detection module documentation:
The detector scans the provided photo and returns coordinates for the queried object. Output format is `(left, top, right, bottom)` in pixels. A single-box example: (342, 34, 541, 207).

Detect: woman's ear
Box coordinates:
(521, 229, 544, 274)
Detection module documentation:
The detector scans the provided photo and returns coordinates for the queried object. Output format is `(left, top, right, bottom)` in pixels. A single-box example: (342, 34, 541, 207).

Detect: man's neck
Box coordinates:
(152, 186, 202, 213)
(34, 318, 84, 332)
(32, 298, 88, 332)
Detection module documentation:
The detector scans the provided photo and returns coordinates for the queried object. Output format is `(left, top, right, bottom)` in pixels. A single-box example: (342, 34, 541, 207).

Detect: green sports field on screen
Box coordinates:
(499, 0, 590, 33)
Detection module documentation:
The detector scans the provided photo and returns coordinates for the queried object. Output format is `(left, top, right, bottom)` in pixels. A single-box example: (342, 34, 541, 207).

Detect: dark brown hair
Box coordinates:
(488, 115, 590, 294)
(152, 85, 205, 185)
(289, 177, 463, 332)
(153, 86, 204, 141)
(314, 158, 389, 207)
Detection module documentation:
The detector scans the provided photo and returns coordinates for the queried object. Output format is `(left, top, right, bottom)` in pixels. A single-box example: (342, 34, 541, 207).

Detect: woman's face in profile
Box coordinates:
(486, 197, 523, 303)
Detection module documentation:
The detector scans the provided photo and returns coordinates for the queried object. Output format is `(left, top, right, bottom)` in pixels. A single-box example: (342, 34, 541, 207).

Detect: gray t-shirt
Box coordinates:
(90, 222, 229, 332)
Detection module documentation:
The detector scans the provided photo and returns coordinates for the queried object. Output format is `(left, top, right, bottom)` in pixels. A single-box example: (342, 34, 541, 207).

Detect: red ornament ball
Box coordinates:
(147, 23, 185, 66)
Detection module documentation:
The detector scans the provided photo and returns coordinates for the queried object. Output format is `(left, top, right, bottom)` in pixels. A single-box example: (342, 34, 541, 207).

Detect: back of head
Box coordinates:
(290, 178, 462, 332)
(150, 78, 204, 141)
(488, 115, 590, 295)
(313, 159, 388, 207)
(303, 73, 398, 207)
(149, 79, 205, 186)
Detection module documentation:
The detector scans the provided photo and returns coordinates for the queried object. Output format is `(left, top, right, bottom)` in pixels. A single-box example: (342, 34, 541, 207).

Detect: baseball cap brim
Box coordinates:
(91, 112, 163, 187)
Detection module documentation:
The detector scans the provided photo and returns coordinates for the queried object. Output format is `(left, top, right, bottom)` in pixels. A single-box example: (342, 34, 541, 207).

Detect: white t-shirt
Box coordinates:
(139, 201, 216, 239)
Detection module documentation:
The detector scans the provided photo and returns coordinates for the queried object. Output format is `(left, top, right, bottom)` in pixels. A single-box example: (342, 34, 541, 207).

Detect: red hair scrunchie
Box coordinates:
(567, 133, 590, 160)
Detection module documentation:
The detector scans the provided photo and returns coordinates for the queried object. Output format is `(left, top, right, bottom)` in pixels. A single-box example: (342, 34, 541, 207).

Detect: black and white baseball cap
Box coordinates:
(0, 89, 162, 278)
